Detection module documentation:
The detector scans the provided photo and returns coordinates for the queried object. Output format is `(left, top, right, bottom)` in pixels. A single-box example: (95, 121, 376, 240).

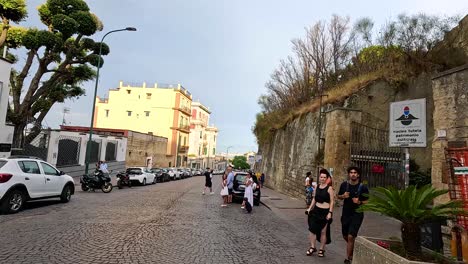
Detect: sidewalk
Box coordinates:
(259, 186, 402, 262)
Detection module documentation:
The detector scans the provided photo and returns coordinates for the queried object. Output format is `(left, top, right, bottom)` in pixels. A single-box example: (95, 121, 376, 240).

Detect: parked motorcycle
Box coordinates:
(116, 171, 132, 189)
(80, 169, 113, 193)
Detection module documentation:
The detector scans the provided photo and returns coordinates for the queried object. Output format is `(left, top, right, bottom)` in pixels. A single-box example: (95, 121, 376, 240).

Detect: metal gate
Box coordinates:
(350, 122, 405, 189)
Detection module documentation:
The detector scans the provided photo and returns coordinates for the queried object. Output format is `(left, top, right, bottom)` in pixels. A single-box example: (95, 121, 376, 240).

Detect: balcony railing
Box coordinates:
(179, 145, 189, 152)
(171, 125, 190, 133)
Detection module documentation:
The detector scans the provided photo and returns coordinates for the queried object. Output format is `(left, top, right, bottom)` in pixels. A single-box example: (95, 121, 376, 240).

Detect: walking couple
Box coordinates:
(220, 165, 234, 207)
(306, 166, 368, 264)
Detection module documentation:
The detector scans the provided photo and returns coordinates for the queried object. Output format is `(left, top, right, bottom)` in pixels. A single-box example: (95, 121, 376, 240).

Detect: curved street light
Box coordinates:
(84, 27, 137, 175)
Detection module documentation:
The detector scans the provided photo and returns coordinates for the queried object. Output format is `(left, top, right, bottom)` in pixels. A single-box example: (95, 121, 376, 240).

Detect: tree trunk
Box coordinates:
(401, 222, 422, 258)
(12, 123, 26, 149)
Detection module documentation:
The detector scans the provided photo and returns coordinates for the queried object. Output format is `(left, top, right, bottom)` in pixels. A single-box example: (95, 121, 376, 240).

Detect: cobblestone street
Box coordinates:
(0, 175, 321, 264)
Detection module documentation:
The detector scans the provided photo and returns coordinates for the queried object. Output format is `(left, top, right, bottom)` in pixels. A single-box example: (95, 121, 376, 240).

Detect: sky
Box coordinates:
(15, 0, 468, 154)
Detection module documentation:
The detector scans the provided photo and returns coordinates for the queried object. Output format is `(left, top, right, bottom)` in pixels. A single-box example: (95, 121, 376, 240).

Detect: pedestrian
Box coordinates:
(337, 166, 369, 264)
(226, 165, 234, 203)
(305, 171, 312, 190)
(202, 167, 214, 195)
(241, 171, 254, 212)
(260, 173, 265, 188)
(220, 173, 229, 207)
(99, 160, 109, 174)
(305, 169, 334, 258)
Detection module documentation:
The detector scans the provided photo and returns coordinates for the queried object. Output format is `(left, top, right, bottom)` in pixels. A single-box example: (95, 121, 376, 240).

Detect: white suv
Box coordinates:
(0, 157, 75, 214)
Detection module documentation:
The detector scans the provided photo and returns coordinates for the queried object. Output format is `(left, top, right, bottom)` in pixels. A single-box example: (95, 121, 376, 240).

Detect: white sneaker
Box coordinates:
(202, 192, 205, 195)
(210, 192, 214, 195)
(241, 206, 245, 209)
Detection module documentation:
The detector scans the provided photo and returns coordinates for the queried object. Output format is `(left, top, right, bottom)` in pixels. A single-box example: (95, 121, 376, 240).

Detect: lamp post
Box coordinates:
(84, 27, 137, 175)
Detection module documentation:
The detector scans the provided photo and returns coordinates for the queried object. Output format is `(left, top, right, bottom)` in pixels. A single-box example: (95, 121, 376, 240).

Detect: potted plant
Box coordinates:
(355, 184, 465, 263)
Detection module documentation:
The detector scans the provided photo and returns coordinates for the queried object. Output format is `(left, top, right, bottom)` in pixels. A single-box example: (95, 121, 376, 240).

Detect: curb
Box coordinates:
(260, 200, 272, 210)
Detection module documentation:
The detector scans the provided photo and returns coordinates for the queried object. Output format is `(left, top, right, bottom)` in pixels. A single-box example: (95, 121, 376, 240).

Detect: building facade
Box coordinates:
(94, 81, 192, 167)
(188, 102, 218, 169)
(0, 58, 13, 158)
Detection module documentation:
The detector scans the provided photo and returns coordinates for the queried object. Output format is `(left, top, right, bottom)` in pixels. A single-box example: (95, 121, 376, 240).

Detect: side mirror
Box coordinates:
(59, 171, 65, 176)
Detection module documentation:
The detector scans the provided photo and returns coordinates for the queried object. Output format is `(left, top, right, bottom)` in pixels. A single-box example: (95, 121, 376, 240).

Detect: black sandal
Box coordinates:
(318, 249, 325, 257)
(306, 247, 317, 256)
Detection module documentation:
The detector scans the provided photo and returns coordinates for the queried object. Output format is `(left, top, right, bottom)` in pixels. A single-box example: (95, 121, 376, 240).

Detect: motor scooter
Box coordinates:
(116, 171, 132, 189)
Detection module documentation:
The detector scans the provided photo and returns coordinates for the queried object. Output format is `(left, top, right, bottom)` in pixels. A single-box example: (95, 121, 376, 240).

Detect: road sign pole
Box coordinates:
(404, 147, 410, 188)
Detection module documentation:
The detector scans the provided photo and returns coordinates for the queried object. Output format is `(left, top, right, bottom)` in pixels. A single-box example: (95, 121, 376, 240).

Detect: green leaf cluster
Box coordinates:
(232, 156, 250, 170)
(0, 0, 27, 23)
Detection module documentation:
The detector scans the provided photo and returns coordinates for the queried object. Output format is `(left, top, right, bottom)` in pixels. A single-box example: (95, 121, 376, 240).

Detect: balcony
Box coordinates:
(173, 106, 191, 116)
(179, 145, 189, 153)
(171, 125, 190, 133)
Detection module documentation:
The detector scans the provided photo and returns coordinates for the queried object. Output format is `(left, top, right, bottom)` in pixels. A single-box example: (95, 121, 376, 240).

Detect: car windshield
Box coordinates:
(0, 160, 6, 169)
(235, 174, 248, 183)
(126, 168, 142, 174)
(153, 169, 161, 173)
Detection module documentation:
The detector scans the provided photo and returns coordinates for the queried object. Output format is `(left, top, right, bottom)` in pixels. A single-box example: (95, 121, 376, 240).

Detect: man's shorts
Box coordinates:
(228, 188, 233, 195)
(341, 213, 364, 237)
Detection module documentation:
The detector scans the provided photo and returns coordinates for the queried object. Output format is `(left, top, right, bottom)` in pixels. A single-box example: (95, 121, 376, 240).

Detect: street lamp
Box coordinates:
(84, 27, 137, 175)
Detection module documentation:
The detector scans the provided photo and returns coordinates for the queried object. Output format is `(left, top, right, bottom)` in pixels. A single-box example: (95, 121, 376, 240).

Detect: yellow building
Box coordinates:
(94, 81, 192, 167)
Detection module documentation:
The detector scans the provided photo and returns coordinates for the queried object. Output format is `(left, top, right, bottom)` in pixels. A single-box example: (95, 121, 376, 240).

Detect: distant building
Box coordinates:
(0, 58, 13, 158)
(188, 102, 218, 169)
(94, 81, 192, 167)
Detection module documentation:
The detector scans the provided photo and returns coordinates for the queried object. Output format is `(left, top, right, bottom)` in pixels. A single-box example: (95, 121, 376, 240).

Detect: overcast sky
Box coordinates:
(17, 0, 468, 154)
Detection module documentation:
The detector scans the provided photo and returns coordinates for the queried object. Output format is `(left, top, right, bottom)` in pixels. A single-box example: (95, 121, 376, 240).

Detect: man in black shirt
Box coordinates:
(337, 166, 369, 264)
(202, 168, 213, 195)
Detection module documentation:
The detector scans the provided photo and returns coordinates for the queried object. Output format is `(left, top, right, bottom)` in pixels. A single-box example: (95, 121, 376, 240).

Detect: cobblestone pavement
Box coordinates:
(0, 175, 323, 264)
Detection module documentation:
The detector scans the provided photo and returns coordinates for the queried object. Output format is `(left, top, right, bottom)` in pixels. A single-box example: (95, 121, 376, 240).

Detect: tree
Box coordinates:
(359, 185, 465, 258)
(232, 156, 250, 170)
(5, 0, 107, 148)
(0, 0, 27, 47)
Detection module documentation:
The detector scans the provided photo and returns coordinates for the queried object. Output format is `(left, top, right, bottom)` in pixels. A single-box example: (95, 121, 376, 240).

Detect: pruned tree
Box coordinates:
(0, 0, 27, 47)
(4, 0, 107, 148)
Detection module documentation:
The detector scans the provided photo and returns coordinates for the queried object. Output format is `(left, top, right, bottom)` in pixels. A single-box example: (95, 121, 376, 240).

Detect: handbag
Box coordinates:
(220, 186, 229, 196)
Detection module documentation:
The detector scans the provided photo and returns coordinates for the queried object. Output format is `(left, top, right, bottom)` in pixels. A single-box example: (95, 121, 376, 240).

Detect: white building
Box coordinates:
(188, 102, 218, 169)
(0, 58, 13, 158)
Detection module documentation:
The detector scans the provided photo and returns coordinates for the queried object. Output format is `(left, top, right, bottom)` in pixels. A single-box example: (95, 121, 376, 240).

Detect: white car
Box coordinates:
(167, 168, 181, 180)
(126, 167, 156, 185)
(0, 156, 75, 214)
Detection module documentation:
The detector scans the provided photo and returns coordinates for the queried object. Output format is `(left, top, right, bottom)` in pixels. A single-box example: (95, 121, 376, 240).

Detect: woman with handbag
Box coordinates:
(305, 169, 335, 258)
(220, 173, 229, 207)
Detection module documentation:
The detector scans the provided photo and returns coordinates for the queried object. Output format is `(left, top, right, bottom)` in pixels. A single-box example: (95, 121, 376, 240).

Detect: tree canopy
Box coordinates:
(0, 0, 27, 47)
(2, 0, 107, 147)
(232, 156, 250, 170)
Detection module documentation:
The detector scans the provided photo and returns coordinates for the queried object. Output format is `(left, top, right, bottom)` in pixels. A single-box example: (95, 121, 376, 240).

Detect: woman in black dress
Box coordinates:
(305, 169, 335, 258)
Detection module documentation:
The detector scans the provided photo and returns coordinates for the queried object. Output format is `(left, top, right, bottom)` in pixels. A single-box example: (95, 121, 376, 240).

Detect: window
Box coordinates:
(127, 111, 132, 116)
(40, 162, 59, 176)
(183, 137, 186, 146)
(105, 110, 109, 117)
(214, 136, 216, 142)
(213, 148, 215, 155)
(145, 111, 150, 117)
(203, 147, 207, 155)
(18, 161, 41, 174)
(126, 89, 131, 94)
(200, 131, 202, 139)
(198, 146, 201, 156)
(146, 93, 152, 99)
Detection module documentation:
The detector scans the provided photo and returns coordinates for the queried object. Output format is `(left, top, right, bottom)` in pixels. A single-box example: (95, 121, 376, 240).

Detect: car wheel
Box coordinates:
(117, 179, 122, 189)
(142, 178, 146, 186)
(0, 190, 25, 214)
(60, 185, 72, 203)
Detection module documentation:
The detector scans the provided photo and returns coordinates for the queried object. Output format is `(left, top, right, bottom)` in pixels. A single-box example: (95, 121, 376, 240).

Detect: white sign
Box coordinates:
(389, 98, 426, 147)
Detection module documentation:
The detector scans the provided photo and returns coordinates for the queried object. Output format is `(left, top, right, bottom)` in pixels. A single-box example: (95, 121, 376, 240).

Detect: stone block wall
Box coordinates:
(431, 64, 468, 204)
(126, 131, 172, 168)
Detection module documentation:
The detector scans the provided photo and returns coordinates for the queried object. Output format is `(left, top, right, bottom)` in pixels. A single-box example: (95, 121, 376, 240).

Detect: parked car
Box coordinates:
(0, 156, 75, 214)
(231, 172, 261, 206)
(151, 168, 170, 182)
(178, 168, 188, 179)
(185, 168, 193, 177)
(126, 167, 156, 185)
(167, 168, 180, 180)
